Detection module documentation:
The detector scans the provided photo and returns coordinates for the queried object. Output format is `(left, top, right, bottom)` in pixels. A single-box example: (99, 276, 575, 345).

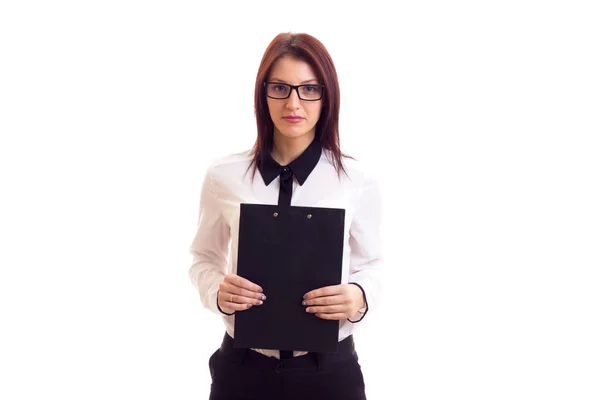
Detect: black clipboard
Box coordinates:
(233, 203, 345, 353)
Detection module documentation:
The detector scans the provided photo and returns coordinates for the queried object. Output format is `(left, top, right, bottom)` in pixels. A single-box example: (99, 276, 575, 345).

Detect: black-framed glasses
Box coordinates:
(264, 82, 325, 101)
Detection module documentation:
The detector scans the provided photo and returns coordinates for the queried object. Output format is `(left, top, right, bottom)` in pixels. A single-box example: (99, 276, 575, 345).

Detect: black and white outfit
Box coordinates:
(189, 138, 384, 399)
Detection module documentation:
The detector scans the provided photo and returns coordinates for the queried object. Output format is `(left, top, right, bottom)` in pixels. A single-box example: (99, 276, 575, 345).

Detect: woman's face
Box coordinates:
(266, 55, 323, 143)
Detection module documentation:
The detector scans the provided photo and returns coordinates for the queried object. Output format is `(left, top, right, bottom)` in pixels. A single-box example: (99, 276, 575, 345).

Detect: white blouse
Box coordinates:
(188, 147, 384, 358)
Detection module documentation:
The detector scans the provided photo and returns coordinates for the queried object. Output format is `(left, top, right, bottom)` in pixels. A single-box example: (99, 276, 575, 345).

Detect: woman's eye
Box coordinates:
(302, 85, 316, 92)
(273, 85, 286, 91)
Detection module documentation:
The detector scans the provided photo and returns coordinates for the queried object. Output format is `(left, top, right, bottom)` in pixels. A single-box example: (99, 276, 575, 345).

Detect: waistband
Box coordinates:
(218, 332, 358, 371)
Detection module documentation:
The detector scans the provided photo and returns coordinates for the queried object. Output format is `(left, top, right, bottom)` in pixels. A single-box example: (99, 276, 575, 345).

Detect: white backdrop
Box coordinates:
(1, 1, 599, 399)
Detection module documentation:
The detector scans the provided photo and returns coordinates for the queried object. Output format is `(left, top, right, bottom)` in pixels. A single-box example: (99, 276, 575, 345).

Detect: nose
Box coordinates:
(285, 88, 301, 110)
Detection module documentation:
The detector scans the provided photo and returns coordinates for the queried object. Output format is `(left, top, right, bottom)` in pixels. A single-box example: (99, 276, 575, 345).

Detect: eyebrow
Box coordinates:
(269, 78, 319, 84)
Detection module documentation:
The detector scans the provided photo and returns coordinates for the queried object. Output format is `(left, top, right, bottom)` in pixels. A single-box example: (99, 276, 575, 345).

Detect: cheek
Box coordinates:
(308, 105, 322, 121)
(266, 101, 279, 120)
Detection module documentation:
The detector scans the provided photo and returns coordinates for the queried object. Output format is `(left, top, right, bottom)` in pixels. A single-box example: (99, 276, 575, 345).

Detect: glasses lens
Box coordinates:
(266, 83, 291, 99)
(298, 85, 323, 100)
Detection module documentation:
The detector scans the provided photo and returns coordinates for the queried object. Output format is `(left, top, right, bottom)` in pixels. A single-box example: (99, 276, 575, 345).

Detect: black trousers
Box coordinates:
(208, 332, 367, 400)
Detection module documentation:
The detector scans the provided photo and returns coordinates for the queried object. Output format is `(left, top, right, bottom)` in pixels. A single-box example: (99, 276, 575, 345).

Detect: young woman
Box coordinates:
(189, 32, 383, 400)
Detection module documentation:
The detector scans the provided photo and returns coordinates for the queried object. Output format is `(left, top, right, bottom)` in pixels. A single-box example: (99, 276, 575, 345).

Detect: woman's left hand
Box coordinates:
(302, 284, 365, 320)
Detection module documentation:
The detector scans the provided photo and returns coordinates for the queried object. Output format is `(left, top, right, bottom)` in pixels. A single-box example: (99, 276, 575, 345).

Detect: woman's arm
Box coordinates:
(188, 166, 233, 315)
(346, 171, 384, 322)
(302, 170, 384, 322)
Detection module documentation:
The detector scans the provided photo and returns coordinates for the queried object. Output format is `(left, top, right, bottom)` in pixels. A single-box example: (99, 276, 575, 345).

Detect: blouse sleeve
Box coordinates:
(188, 166, 232, 315)
(347, 171, 384, 323)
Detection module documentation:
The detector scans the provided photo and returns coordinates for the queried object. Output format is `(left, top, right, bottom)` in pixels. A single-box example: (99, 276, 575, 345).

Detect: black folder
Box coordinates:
(234, 203, 345, 353)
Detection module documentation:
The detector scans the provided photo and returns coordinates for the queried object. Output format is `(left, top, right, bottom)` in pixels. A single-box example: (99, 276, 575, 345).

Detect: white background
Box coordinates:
(1, 1, 599, 399)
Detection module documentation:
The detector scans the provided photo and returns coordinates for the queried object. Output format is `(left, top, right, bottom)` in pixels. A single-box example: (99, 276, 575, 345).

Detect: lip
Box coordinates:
(283, 116, 304, 122)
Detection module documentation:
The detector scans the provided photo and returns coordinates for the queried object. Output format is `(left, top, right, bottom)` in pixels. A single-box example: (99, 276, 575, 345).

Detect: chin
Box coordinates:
(280, 131, 307, 139)
(275, 126, 312, 139)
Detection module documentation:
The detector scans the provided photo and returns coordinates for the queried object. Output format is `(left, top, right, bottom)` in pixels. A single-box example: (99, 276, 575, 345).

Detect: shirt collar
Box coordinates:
(258, 138, 322, 186)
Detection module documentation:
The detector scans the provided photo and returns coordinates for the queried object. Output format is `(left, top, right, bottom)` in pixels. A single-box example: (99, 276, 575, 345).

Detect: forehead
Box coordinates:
(268, 55, 318, 83)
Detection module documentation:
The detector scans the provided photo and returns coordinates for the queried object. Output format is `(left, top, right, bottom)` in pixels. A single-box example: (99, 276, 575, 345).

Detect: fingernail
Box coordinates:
(302, 301, 307, 306)
(261, 294, 267, 301)
(257, 287, 263, 293)
(247, 304, 252, 308)
(306, 308, 312, 313)
(258, 300, 263, 305)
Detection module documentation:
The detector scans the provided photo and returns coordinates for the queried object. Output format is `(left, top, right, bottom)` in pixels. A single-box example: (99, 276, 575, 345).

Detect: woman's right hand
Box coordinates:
(218, 274, 266, 313)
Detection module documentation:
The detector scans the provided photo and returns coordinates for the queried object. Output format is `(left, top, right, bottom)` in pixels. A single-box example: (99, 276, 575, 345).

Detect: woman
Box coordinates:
(189, 32, 383, 400)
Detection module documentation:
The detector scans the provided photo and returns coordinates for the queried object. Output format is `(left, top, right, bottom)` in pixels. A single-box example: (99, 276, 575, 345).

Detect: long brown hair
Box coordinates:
(249, 32, 350, 179)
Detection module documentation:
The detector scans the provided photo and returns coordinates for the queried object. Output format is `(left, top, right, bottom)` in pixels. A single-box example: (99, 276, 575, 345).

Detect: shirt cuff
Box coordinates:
(216, 290, 235, 316)
(347, 282, 368, 323)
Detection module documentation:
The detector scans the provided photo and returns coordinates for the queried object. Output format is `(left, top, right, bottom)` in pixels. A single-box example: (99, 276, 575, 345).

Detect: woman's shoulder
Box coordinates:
(333, 152, 381, 185)
(204, 147, 255, 182)
(208, 148, 253, 168)
(208, 149, 254, 171)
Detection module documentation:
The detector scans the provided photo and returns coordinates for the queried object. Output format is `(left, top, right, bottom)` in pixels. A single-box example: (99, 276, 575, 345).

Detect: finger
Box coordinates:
(220, 282, 266, 301)
(314, 312, 348, 320)
(226, 292, 264, 306)
(306, 304, 346, 314)
(231, 294, 264, 306)
(224, 274, 263, 293)
(220, 300, 254, 311)
(302, 295, 345, 306)
(303, 285, 342, 300)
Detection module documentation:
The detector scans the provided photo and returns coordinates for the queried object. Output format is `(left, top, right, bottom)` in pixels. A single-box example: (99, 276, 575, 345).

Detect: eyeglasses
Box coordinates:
(264, 82, 325, 101)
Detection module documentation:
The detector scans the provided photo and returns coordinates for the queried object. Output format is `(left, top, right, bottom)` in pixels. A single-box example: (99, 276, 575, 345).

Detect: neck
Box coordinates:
(271, 130, 315, 165)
